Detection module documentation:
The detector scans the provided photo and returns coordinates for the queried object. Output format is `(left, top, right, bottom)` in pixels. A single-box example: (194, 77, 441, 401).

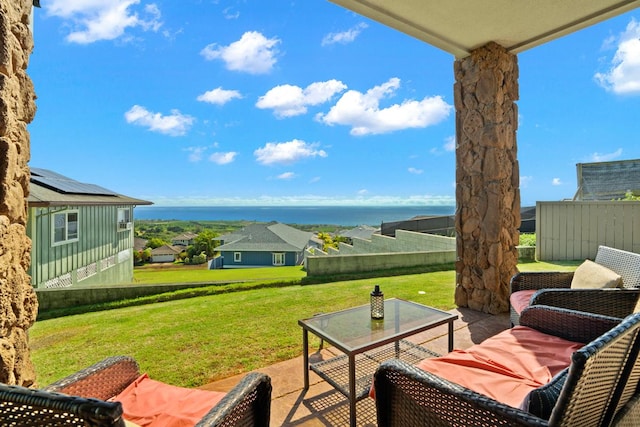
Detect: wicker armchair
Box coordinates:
(374, 306, 640, 427)
(510, 245, 640, 325)
(0, 356, 272, 427)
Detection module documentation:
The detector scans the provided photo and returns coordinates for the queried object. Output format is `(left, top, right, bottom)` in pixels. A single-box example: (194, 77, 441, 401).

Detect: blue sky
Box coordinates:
(27, 1, 640, 207)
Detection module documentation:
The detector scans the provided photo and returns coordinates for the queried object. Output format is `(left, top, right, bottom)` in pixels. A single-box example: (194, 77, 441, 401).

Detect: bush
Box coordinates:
(519, 233, 536, 247)
(184, 253, 207, 265)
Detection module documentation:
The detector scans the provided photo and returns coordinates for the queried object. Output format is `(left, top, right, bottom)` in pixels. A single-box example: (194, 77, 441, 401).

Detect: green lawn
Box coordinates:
(30, 261, 578, 388)
(132, 265, 308, 284)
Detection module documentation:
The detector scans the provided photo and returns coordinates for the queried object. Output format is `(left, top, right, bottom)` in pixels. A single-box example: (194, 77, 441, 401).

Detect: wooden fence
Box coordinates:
(536, 201, 640, 261)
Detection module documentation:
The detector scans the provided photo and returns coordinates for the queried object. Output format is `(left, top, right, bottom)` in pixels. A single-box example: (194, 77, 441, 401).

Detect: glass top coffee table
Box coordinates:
(299, 298, 457, 427)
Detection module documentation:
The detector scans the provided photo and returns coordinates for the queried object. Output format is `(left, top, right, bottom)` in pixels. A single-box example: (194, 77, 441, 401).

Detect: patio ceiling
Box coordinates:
(329, 0, 640, 58)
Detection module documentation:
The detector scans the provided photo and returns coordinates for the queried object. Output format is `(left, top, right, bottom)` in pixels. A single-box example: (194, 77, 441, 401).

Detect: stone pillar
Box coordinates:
(0, 0, 38, 386)
(453, 42, 520, 314)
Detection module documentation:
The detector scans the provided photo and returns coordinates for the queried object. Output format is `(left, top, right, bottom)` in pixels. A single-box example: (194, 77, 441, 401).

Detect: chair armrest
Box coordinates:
(520, 305, 622, 344)
(531, 289, 640, 319)
(44, 356, 140, 401)
(0, 383, 125, 426)
(511, 272, 574, 293)
(196, 372, 272, 427)
(374, 359, 547, 427)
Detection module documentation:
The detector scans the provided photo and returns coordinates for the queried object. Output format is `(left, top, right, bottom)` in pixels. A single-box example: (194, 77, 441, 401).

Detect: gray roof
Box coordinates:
(172, 232, 198, 241)
(216, 222, 319, 252)
(339, 225, 379, 240)
(151, 245, 182, 255)
(28, 168, 152, 207)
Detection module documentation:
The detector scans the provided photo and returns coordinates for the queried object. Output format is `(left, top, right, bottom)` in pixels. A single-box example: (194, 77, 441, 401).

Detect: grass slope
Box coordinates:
(31, 261, 578, 388)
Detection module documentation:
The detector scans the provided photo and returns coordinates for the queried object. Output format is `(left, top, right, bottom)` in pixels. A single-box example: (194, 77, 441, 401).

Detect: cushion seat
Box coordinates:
(112, 374, 226, 427)
(414, 325, 583, 408)
(510, 289, 536, 317)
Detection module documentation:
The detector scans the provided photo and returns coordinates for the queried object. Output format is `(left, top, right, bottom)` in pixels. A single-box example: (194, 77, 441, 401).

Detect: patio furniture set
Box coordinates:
(1, 245, 639, 426)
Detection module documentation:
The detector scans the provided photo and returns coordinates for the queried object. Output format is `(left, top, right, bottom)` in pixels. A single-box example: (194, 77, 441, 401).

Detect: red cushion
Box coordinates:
(510, 290, 536, 314)
(112, 374, 226, 427)
(413, 326, 583, 408)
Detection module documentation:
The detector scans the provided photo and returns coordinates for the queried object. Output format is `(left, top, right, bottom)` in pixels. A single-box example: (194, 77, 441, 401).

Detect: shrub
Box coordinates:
(519, 233, 536, 247)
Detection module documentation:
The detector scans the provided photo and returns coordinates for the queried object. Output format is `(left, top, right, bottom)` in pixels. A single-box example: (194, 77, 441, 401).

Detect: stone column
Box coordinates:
(453, 42, 520, 314)
(0, 0, 38, 386)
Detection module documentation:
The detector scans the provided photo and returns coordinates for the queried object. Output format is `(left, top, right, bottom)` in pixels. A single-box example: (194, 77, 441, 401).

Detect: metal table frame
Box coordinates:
(299, 298, 457, 427)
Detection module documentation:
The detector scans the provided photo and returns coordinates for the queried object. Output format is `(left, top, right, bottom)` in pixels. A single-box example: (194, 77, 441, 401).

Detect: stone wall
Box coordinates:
(0, 0, 38, 386)
(453, 42, 520, 314)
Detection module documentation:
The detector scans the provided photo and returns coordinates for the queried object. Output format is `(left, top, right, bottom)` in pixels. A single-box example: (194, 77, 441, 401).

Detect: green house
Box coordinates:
(27, 168, 152, 288)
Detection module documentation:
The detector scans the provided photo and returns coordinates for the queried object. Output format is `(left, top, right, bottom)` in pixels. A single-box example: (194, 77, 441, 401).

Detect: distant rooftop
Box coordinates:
(574, 159, 640, 201)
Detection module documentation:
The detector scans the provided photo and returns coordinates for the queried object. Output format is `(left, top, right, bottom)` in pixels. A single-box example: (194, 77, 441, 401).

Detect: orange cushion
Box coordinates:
(414, 326, 583, 408)
(510, 290, 536, 314)
(112, 374, 226, 427)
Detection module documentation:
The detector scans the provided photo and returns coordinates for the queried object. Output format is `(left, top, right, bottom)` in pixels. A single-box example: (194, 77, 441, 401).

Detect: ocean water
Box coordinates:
(134, 205, 455, 227)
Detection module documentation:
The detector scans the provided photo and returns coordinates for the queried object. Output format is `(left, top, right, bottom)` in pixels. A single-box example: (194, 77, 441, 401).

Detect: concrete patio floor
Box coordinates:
(200, 307, 510, 426)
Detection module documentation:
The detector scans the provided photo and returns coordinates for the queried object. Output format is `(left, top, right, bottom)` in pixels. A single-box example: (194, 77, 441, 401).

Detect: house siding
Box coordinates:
(28, 205, 135, 288)
(221, 250, 298, 266)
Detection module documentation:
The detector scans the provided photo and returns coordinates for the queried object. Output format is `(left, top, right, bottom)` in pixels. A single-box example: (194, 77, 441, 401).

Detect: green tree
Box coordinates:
(317, 232, 347, 252)
(191, 230, 218, 259)
(146, 237, 169, 249)
(621, 190, 640, 201)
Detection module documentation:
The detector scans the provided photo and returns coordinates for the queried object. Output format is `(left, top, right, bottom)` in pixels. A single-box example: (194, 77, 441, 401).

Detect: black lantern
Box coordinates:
(370, 285, 384, 319)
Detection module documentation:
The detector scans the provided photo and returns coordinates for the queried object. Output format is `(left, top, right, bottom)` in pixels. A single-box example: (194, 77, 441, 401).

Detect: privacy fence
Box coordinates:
(536, 201, 640, 261)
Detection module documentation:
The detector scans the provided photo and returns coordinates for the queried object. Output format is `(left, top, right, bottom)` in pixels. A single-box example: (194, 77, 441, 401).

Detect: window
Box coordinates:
(117, 208, 132, 230)
(234, 252, 241, 262)
(273, 252, 285, 266)
(53, 210, 78, 245)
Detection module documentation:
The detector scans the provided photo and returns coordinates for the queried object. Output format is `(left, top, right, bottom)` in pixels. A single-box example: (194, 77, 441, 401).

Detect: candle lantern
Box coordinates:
(370, 285, 384, 319)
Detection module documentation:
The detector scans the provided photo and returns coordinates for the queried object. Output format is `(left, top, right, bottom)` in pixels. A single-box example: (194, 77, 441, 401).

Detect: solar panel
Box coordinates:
(30, 167, 118, 196)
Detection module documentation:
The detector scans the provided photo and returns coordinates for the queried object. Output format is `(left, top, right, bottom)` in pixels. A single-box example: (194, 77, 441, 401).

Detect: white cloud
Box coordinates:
(277, 172, 295, 180)
(408, 167, 423, 175)
(444, 135, 456, 152)
(149, 194, 457, 207)
(254, 139, 327, 165)
(552, 178, 562, 186)
(321, 23, 368, 46)
(201, 31, 280, 74)
(309, 176, 321, 183)
(45, 0, 163, 44)
(357, 189, 368, 195)
(595, 18, 640, 94)
(186, 146, 207, 162)
(520, 176, 533, 188)
(317, 78, 452, 135)
(590, 148, 623, 162)
(209, 151, 237, 165)
(197, 87, 243, 105)
(256, 80, 347, 118)
(124, 105, 194, 136)
(222, 7, 240, 19)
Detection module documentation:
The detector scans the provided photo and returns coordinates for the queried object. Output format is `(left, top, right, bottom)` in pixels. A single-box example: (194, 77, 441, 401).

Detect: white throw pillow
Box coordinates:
(571, 259, 623, 289)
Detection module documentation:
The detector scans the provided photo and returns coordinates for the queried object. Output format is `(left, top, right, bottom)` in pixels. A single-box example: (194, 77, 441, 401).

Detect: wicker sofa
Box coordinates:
(510, 245, 640, 326)
(0, 356, 272, 426)
(374, 306, 640, 426)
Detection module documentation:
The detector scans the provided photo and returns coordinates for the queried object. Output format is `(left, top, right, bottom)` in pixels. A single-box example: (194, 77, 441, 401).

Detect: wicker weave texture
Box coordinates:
(375, 309, 640, 427)
(1, 356, 272, 427)
(509, 246, 640, 326)
(45, 355, 140, 401)
(594, 246, 640, 288)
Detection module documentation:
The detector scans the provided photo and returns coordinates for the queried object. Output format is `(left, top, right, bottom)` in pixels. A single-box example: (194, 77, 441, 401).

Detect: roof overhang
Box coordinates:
(329, 0, 640, 58)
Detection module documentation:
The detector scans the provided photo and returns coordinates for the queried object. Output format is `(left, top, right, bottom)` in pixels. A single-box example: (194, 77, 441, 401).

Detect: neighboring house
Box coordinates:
(171, 232, 198, 247)
(150, 245, 183, 263)
(27, 167, 152, 288)
(339, 225, 379, 244)
(215, 222, 323, 267)
(134, 236, 148, 252)
(574, 158, 640, 201)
